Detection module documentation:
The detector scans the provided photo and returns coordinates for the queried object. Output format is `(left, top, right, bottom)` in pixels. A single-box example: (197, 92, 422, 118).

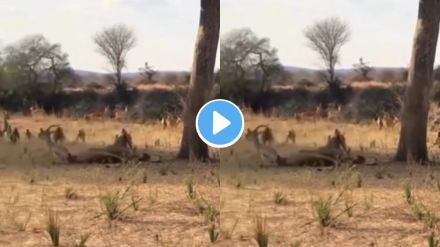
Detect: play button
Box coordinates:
(196, 99, 244, 148)
(212, 111, 230, 135)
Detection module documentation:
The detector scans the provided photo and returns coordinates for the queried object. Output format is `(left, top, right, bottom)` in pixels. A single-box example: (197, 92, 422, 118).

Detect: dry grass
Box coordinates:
(219, 112, 440, 246)
(4, 112, 440, 246)
(0, 115, 219, 246)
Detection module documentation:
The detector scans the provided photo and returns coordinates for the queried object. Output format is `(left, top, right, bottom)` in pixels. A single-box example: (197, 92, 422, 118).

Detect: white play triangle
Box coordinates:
(212, 111, 231, 135)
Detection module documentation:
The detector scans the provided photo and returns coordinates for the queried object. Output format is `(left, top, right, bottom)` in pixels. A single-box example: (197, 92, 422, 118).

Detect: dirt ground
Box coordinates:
(0, 115, 219, 247)
(2, 114, 440, 246)
(218, 114, 440, 247)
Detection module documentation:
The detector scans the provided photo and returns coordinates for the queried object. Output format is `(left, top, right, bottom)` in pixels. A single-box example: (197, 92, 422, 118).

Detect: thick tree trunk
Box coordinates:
(177, 0, 220, 161)
(395, 0, 440, 163)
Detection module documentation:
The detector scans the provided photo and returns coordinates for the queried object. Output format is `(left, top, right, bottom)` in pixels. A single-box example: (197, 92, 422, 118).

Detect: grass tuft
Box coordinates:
(74, 233, 91, 247)
(253, 215, 269, 247)
(311, 197, 333, 227)
(428, 232, 439, 247)
(403, 181, 414, 205)
(355, 173, 362, 188)
(208, 224, 219, 243)
(65, 187, 78, 200)
(221, 219, 238, 240)
(273, 191, 288, 205)
(46, 209, 60, 247)
(186, 178, 196, 200)
(99, 187, 137, 222)
(310, 189, 356, 227)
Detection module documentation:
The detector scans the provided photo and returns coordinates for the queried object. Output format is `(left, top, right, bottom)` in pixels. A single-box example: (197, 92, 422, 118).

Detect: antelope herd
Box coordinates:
(26, 104, 184, 129)
(293, 105, 342, 122)
(290, 104, 402, 131)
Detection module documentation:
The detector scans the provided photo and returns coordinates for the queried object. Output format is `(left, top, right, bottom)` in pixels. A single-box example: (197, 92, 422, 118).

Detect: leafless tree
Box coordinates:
(93, 24, 136, 87)
(395, 0, 440, 163)
(44, 44, 72, 94)
(304, 17, 351, 100)
(178, 0, 220, 160)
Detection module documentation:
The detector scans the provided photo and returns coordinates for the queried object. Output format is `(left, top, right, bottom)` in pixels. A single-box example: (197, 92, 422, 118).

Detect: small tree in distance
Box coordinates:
(93, 24, 137, 90)
(304, 17, 351, 102)
(139, 62, 157, 84)
(353, 57, 372, 81)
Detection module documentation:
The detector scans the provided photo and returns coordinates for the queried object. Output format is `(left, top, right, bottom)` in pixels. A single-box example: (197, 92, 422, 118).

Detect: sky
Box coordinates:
(222, 0, 440, 69)
(1, 1, 438, 72)
(0, 0, 203, 72)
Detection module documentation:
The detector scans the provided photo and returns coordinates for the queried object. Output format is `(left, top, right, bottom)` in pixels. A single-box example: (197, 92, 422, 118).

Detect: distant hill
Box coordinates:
(71, 69, 190, 88)
(71, 66, 408, 89)
(281, 66, 407, 86)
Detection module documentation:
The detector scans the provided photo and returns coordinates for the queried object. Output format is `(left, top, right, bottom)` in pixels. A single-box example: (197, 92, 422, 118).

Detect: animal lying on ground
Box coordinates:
(245, 126, 336, 167)
(245, 126, 280, 164)
(86, 128, 152, 163)
(299, 129, 349, 160)
(246, 126, 368, 167)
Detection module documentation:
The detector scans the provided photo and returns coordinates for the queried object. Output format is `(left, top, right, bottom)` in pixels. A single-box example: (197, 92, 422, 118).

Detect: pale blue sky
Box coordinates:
(0, 0, 202, 72)
(222, 0, 440, 69)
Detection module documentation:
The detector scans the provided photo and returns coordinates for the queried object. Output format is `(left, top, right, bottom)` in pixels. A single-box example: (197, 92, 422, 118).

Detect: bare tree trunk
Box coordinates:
(116, 66, 122, 86)
(395, 0, 440, 163)
(177, 0, 220, 161)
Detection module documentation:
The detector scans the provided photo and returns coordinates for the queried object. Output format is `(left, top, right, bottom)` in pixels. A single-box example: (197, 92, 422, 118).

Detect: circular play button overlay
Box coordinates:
(196, 99, 244, 148)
